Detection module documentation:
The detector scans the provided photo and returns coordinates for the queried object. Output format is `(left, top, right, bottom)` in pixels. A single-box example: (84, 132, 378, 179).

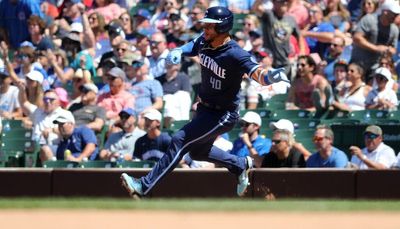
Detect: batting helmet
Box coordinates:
(199, 6, 233, 34)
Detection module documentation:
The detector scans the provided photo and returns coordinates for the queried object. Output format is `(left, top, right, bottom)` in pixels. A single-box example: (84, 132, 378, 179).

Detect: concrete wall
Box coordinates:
(0, 168, 399, 199)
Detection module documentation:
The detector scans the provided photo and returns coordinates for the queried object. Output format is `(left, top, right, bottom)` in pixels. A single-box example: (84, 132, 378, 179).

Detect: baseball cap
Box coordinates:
(54, 87, 69, 107)
(20, 41, 36, 49)
(134, 9, 151, 20)
(381, 0, 400, 14)
(132, 57, 146, 68)
(105, 21, 125, 38)
(63, 32, 80, 42)
(136, 28, 155, 38)
(119, 52, 141, 66)
(241, 111, 262, 126)
(374, 67, 391, 81)
(119, 108, 137, 118)
(143, 108, 162, 121)
(169, 13, 181, 21)
(26, 70, 44, 84)
(249, 30, 262, 39)
(80, 83, 98, 94)
(53, 109, 75, 124)
(107, 67, 126, 80)
(269, 119, 295, 134)
(364, 125, 382, 136)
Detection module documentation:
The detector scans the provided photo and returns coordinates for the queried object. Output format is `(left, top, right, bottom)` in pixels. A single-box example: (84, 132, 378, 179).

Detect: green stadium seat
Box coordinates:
(227, 128, 242, 141)
(232, 13, 246, 33)
(240, 108, 271, 118)
(80, 160, 116, 168)
(97, 125, 109, 150)
(1, 119, 25, 130)
(1, 128, 32, 141)
(271, 109, 311, 119)
(349, 110, 390, 123)
(291, 118, 320, 130)
(43, 160, 79, 168)
(164, 120, 189, 134)
(117, 160, 156, 168)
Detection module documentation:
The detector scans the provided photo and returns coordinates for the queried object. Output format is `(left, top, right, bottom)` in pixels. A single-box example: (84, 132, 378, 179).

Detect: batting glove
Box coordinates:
(264, 67, 290, 84)
(166, 48, 183, 65)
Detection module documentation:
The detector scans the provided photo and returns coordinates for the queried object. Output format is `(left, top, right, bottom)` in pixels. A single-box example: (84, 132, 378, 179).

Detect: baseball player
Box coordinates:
(121, 6, 290, 198)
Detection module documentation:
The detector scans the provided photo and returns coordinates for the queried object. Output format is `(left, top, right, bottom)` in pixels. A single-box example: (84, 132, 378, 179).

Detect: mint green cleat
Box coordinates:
(237, 156, 253, 197)
(120, 173, 143, 199)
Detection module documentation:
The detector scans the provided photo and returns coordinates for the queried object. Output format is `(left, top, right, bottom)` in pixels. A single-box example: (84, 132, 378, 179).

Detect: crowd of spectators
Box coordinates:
(1, 0, 400, 169)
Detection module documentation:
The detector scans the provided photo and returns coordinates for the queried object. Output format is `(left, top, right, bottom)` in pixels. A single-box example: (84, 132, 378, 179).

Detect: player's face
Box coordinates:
(202, 23, 219, 42)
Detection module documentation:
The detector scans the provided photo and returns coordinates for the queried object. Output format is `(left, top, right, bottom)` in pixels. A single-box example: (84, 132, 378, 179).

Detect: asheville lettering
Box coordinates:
(199, 54, 226, 79)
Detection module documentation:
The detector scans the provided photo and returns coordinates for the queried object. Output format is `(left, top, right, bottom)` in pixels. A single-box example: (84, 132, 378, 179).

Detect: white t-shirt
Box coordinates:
(0, 85, 20, 113)
(365, 87, 398, 109)
(350, 142, 397, 169)
(28, 106, 65, 145)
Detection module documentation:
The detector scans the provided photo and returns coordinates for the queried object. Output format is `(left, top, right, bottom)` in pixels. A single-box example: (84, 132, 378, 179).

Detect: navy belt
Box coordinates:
(200, 101, 237, 111)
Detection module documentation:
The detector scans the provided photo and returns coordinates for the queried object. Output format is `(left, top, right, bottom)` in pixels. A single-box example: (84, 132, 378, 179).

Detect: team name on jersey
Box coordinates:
(199, 54, 226, 79)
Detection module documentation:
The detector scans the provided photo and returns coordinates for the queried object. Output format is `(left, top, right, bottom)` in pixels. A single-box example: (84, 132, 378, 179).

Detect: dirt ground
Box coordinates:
(0, 210, 399, 229)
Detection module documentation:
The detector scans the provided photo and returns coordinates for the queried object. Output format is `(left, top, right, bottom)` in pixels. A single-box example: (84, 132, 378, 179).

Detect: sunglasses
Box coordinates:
(297, 63, 306, 68)
(43, 97, 57, 103)
(132, 61, 144, 68)
(272, 139, 282, 144)
(116, 48, 127, 52)
(364, 132, 379, 139)
(17, 54, 28, 59)
(313, 136, 327, 142)
(240, 122, 252, 127)
(331, 43, 342, 47)
(150, 40, 162, 46)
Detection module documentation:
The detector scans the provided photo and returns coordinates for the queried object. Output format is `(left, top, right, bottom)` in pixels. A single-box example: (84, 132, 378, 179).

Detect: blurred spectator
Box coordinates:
(135, 29, 153, 59)
(129, 57, 163, 128)
(16, 87, 66, 162)
(27, 15, 54, 51)
(133, 9, 153, 31)
(149, 31, 170, 79)
(365, 67, 398, 110)
(322, 36, 351, 83)
(301, 4, 335, 58)
(157, 63, 192, 128)
(133, 108, 172, 161)
(97, 67, 135, 124)
(99, 108, 146, 161)
(358, 0, 380, 21)
(230, 111, 271, 168)
(86, 0, 123, 24)
(252, 0, 305, 78)
(332, 60, 349, 94)
(54, 109, 98, 161)
(287, 0, 309, 29)
(306, 124, 349, 168)
(55, 87, 69, 109)
(0, 68, 22, 119)
(87, 12, 111, 66)
(118, 51, 142, 86)
(46, 48, 71, 86)
(286, 55, 332, 112)
(188, 3, 206, 35)
(70, 68, 91, 101)
(351, 0, 400, 79)
(349, 125, 397, 169)
(241, 15, 261, 51)
(372, 52, 398, 92)
(0, 0, 43, 49)
(333, 62, 371, 112)
(269, 119, 312, 160)
(261, 129, 306, 168)
(323, 0, 351, 33)
(69, 83, 106, 132)
(166, 13, 187, 47)
(151, 0, 187, 32)
(119, 12, 135, 41)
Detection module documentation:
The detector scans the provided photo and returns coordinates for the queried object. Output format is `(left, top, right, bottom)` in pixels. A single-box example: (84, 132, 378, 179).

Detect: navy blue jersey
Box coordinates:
(190, 37, 259, 108)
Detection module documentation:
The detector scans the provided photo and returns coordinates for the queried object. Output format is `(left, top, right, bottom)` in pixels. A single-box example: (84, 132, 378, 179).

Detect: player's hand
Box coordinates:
(166, 48, 182, 65)
(265, 67, 290, 84)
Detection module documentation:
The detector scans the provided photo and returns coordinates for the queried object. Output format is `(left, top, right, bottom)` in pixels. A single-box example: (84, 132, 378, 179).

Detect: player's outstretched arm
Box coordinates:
(251, 67, 290, 86)
(166, 34, 203, 65)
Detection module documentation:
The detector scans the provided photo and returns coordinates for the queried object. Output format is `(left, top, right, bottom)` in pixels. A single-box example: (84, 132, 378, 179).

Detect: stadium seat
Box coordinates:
(117, 160, 156, 168)
(80, 160, 116, 168)
(43, 160, 79, 168)
(164, 120, 189, 134)
(349, 110, 390, 123)
(227, 128, 242, 141)
(240, 108, 271, 118)
(232, 13, 246, 34)
(271, 109, 311, 119)
(291, 118, 320, 130)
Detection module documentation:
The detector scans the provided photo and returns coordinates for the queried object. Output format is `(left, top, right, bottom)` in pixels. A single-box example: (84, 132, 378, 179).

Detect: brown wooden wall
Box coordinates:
(0, 168, 399, 199)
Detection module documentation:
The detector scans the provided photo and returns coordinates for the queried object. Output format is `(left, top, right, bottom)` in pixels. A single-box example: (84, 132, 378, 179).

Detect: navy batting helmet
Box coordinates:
(199, 6, 233, 34)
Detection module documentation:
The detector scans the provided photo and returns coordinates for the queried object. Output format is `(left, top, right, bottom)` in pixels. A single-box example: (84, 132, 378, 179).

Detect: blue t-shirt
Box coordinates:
(130, 79, 163, 113)
(56, 126, 98, 160)
(0, 0, 43, 49)
(186, 37, 259, 109)
(231, 135, 271, 157)
(306, 147, 349, 168)
(306, 22, 335, 58)
(157, 72, 193, 95)
(133, 132, 172, 161)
